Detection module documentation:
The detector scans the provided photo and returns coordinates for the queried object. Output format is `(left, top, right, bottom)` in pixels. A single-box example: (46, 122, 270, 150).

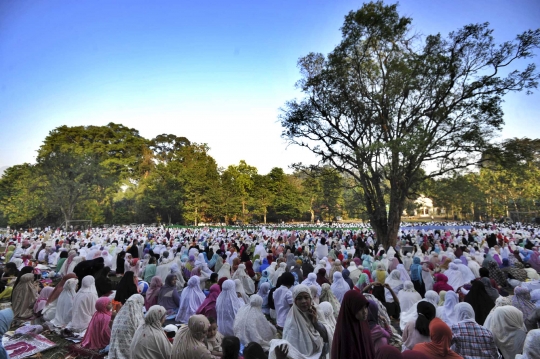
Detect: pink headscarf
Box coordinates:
(196, 284, 221, 319)
(34, 287, 54, 313)
(81, 297, 112, 350)
(145, 276, 163, 311)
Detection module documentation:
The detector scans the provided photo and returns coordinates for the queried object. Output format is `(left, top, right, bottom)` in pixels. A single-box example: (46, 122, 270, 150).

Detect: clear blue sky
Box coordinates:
(1, 0, 539, 174)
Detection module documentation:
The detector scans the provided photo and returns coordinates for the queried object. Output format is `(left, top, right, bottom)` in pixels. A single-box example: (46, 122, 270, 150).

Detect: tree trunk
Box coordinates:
(263, 210, 267, 224)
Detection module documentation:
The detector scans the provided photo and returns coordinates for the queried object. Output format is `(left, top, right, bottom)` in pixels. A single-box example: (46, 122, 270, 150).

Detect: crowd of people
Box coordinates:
(0, 221, 539, 359)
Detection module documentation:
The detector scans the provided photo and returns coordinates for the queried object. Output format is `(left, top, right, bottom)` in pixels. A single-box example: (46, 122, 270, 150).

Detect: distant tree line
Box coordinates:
(0, 123, 366, 227)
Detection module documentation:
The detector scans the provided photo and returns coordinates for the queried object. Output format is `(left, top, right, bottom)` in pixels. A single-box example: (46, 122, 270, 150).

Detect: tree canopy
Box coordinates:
(280, 1, 540, 246)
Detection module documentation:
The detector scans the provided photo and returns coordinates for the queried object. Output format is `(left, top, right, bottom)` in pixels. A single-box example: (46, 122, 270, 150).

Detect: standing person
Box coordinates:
(108, 294, 145, 359)
(130, 305, 171, 359)
(450, 303, 499, 359)
(410, 257, 426, 297)
(332, 290, 375, 359)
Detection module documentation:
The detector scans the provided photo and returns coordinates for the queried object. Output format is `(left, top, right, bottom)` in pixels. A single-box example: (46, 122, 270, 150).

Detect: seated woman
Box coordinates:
(42, 273, 77, 322)
(412, 318, 463, 359)
(332, 290, 374, 359)
(81, 297, 113, 350)
(233, 294, 277, 351)
(483, 306, 526, 359)
(367, 300, 391, 353)
(11, 273, 38, 323)
(170, 314, 214, 359)
(113, 271, 139, 311)
(109, 294, 145, 359)
(67, 275, 98, 333)
(157, 274, 180, 315)
(51, 278, 78, 328)
(144, 276, 163, 310)
(130, 305, 172, 359)
(283, 284, 327, 359)
(402, 301, 436, 350)
(175, 276, 206, 323)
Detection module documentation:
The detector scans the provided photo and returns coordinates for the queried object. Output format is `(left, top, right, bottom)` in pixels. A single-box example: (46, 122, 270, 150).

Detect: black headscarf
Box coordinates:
(94, 266, 112, 297)
(73, 257, 105, 287)
(464, 280, 495, 325)
(114, 271, 138, 304)
(116, 251, 126, 274)
(127, 241, 139, 258)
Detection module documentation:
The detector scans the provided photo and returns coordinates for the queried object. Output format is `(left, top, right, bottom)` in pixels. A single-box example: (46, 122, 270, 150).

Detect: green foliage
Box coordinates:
(281, 1, 540, 246)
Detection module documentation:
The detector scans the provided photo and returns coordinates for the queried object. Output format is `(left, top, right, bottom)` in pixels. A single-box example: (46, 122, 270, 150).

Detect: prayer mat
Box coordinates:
(4, 333, 56, 359)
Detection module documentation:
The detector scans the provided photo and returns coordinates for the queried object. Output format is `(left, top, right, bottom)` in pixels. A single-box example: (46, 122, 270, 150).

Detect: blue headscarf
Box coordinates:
(259, 258, 270, 273)
(0, 309, 13, 359)
(410, 257, 423, 282)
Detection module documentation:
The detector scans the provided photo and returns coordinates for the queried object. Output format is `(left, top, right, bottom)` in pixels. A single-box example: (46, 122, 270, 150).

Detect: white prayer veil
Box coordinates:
(330, 272, 349, 303)
(233, 294, 277, 351)
(175, 276, 205, 323)
(51, 278, 78, 327)
(483, 306, 527, 359)
(455, 302, 476, 322)
(232, 263, 256, 294)
(283, 284, 323, 358)
(216, 279, 243, 336)
(515, 329, 540, 359)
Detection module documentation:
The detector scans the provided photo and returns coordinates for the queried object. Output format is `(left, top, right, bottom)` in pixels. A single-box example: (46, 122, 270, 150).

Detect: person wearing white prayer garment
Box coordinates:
(216, 279, 243, 337)
(397, 281, 422, 313)
(384, 269, 404, 302)
(66, 275, 98, 332)
(436, 290, 459, 325)
(282, 284, 325, 359)
(273, 272, 295, 329)
(452, 259, 475, 283)
(175, 275, 205, 323)
(271, 262, 287, 287)
(233, 294, 277, 351)
(232, 263, 256, 295)
(330, 272, 350, 303)
(444, 263, 467, 291)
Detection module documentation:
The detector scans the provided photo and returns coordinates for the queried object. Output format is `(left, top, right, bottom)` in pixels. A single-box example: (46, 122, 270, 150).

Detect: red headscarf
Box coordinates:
(412, 318, 462, 358)
(331, 290, 375, 359)
(196, 284, 221, 319)
(218, 277, 227, 290)
(432, 274, 454, 294)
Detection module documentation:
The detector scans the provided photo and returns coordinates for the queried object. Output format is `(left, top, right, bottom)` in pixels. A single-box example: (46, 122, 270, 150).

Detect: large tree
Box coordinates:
(280, 1, 540, 247)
